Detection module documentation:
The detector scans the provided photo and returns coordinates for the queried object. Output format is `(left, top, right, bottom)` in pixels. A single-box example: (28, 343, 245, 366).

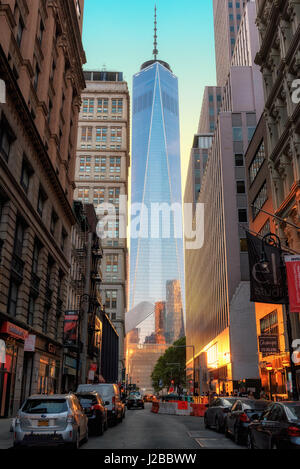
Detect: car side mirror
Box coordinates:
(205, 404, 209, 408)
(223, 408, 230, 413)
(105, 401, 110, 406)
(251, 414, 259, 421)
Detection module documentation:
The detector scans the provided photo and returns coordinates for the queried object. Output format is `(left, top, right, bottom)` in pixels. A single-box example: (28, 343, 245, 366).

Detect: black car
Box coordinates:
(204, 397, 238, 433)
(127, 393, 144, 410)
(75, 392, 108, 436)
(248, 401, 300, 449)
(225, 398, 270, 445)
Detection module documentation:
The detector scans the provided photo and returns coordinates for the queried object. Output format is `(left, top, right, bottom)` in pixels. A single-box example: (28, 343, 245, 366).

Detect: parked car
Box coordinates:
(75, 392, 108, 436)
(248, 401, 300, 449)
(13, 393, 88, 449)
(76, 383, 125, 425)
(127, 393, 144, 410)
(225, 398, 270, 445)
(204, 397, 238, 433)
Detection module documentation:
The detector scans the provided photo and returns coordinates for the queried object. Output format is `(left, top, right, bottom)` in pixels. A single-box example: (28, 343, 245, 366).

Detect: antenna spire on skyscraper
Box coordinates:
(153, 5, 158, 60)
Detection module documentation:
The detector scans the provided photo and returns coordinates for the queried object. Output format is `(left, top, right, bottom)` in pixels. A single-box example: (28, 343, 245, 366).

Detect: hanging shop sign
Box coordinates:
(285, 256, 300, 312)
(24, 334, 36, 352)
(63, 311, 79, 347)
(246, 232, 287, 304)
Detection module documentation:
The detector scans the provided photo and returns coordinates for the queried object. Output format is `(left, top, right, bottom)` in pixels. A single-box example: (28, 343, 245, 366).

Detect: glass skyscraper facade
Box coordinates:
(126, 59, 185, 392)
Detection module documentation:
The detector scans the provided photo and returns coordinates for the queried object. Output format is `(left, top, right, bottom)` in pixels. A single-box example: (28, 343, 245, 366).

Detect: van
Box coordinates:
(76, 383, 125, 425)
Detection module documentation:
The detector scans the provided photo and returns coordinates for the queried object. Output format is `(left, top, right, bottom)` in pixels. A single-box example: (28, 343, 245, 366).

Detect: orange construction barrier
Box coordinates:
(151, 402, 160, 413)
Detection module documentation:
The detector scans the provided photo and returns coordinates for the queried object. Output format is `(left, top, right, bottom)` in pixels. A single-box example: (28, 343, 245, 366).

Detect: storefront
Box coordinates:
(0, 321, 28, 418)
(35, 338, 62, 395)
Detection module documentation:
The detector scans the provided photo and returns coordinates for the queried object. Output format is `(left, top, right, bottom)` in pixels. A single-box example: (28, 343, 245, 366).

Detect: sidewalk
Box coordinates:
(0, 419, 13, 449)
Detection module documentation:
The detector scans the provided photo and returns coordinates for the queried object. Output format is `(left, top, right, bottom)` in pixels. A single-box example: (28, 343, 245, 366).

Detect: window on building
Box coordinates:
(97, 99, 108, 114)
(240, 238, 248, 252)
(112, 99, 123, 115)
(81, 126, 93, 142)
(259, 219, 271, 237)
(110, 127, 122, 143)
(34, 61, 40, 91)
(20, 156, 34, 193)
(248, 127, 256, 141)
(93, 187, 105, 206)
(28, 296, 35, 326)
(83, 98, 94, 114)
(17, 15, 25, 47)
(110, 157, 121, 173)
(233, 127, 243, 141)
(79, 156, 91, 172)
(105, 290, 117, 309)
(236, 180, 246, 194)
(38, 19, 44, 45)
(260, 310, 278, 336)
(77, 188, 90, 203)
(238, 209, 248, 223)
(32, 240, 40, 275)
(7, 281, 19, 316)
(0, 115, 16, 161)
(108, 187, 120, 207)
(106, 254, 118, 273)
(252, 181, 268, 219)
(235, 154, 244, 167)
(37, 186, 47, 217)
(61, 228, 67, 252)
(14, 219, 25, 258)
(249, 141, 265, 185)
(50, 210, 58, 235)
(42, 303, 50, 334)
(96, 127, 107, 142)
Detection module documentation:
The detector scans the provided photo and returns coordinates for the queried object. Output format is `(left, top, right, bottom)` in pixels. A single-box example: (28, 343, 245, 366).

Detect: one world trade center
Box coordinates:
(126, 9, 185, 392)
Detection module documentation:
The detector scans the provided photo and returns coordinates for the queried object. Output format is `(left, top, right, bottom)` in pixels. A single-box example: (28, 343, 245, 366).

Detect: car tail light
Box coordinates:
(239, 413, 250, 423)
(67, 414, 74, 424)
(288, 426, 300, 437)
(92, 404, 102, 411)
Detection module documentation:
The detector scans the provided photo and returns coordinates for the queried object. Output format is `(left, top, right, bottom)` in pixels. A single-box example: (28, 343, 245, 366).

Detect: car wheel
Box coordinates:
(204, 415, 210, 429)
(215, 418, 222, 433)
(83, 428, 89, 444)
(224, 423, 230, 438)
(104, 419, 108, 431)
(247, 432, 254, 450)
(72, 431, 80, 450)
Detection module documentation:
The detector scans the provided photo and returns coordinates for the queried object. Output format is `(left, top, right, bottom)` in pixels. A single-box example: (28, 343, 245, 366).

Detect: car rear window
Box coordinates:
(22, 399, 68, 414)
(98, 385, 114, 398)
(77, 396, 96, 406)
(244, 400, 270, 410)
(285, 405, 300, 421)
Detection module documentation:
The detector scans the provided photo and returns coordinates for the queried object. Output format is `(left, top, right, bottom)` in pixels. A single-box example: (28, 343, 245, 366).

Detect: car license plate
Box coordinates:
(38, 420, 49, 427)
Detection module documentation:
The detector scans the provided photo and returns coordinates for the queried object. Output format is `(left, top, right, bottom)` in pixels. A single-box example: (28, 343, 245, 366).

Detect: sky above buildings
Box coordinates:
(82, 0, 217, 190)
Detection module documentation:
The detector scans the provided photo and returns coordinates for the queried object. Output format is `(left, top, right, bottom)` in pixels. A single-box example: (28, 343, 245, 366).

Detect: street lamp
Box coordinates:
(260, 233, 299, 401)
(75, 294, 90, 389)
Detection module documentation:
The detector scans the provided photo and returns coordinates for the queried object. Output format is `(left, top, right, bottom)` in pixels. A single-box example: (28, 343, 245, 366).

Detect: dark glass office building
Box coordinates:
(126, 57, 185, 390)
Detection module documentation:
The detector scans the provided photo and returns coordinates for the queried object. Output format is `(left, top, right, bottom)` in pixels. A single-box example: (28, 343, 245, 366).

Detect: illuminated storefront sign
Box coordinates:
(0, 321, 28, 341)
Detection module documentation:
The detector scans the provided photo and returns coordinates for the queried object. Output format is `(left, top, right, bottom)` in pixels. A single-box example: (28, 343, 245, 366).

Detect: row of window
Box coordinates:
(82, 98, 123, 115)
(0, 113, 68, 251)
(77, 187, 120, 206)
(79, 156, 121, 173)
(6, 215, 64, 337)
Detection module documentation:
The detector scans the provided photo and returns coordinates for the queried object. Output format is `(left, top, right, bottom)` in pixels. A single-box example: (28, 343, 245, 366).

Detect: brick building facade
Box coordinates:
(0, 0, 85, 416)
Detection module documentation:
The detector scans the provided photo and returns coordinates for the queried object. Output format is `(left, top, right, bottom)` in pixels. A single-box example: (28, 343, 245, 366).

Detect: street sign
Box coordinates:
(258, 335, 279, 355)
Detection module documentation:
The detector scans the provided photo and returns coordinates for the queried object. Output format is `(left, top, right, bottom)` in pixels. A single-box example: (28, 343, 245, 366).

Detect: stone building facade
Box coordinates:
(255, 0, 300, 393)
(74, 70, 130, 381)
(0, 0, 85, 416)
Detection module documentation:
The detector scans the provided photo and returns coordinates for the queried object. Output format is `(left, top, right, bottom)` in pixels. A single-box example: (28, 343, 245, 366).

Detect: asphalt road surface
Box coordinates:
(83, 403, 243, 450)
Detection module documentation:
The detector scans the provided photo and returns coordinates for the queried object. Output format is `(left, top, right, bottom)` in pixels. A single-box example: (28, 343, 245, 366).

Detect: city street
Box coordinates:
(83, 404, 242, 450)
